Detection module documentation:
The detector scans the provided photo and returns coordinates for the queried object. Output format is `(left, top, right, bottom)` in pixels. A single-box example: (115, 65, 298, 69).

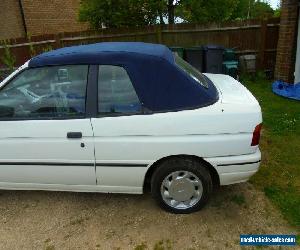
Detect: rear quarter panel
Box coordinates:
(92, 100, 261, 161)
(92, 100, 261, 189)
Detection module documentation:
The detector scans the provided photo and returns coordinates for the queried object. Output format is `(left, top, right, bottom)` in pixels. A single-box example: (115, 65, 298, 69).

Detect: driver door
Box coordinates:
(0, 65, 96, 187)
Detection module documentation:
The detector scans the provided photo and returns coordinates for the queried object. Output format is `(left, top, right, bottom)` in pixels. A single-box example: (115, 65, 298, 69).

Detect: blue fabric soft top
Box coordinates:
(29, 42, 174, 66)
(29, 42, 218, 112)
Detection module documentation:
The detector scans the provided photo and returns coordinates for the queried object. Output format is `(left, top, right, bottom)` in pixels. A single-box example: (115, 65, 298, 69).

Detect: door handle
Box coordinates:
(67, 132, 82, 139)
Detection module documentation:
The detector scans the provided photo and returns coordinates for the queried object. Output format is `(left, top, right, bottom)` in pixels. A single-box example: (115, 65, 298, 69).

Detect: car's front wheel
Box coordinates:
(151, 158, 212, 213)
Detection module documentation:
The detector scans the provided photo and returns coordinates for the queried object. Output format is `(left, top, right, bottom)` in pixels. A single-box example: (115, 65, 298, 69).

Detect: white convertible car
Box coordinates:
(0, 42, 262, 213)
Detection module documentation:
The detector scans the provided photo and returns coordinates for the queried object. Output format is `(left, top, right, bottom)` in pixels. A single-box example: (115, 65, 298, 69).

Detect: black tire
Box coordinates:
(151, 157, 213, 214)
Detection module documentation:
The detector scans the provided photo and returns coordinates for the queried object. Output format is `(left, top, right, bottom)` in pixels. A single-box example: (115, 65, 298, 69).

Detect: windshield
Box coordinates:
(174, 54, 208, 88)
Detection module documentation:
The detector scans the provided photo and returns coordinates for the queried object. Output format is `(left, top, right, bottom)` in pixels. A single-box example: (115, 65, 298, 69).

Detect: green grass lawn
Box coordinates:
(241, 76, 300, 230)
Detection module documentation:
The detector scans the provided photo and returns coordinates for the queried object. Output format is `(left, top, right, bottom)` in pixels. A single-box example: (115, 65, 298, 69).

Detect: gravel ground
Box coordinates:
(0, 183, 297, 250)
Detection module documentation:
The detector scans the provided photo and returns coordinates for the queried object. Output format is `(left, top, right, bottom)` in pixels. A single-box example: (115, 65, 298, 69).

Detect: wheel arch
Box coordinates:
(143, 154, 220, 193)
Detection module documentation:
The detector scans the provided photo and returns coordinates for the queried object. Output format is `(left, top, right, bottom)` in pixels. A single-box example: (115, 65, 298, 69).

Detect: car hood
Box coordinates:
(204, 73, 259, 106)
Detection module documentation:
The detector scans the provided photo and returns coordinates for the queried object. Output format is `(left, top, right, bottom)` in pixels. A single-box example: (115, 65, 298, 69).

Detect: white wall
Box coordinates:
(294, 8, 300, 83)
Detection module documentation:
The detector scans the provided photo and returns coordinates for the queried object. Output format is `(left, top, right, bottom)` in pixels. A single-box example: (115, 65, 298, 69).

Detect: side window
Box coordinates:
(98, 65, 142, 114)
(0, 65, 88, 119)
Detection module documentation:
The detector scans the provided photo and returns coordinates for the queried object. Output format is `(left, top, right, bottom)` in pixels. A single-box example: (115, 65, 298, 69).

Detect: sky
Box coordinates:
(268, 0, 280, 9)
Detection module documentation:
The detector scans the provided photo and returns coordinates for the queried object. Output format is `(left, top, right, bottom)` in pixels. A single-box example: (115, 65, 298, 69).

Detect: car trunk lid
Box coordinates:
(204, 73, 259, 105)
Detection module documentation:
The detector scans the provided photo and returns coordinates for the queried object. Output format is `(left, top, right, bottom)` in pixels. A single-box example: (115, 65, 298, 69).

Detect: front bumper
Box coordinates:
(204, 149, 261, 185)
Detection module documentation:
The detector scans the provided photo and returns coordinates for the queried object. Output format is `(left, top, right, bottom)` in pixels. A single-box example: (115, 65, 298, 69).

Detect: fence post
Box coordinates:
(259, 18, 268, 70)
(156, 25, 162, 44)
(54, 34, 61, 49)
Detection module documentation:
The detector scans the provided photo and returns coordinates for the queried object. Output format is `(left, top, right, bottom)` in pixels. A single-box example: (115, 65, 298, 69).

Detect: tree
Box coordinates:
(230, 0, 253, 20)
(176, 0, 239, 23)
(273, 8, 281, 17)
(167, 0, 181, 24)
(251, 0, 274, 18)
(177, 0, 274, 23)
(79, 0, 185, 28)
(78, 0, 276, 29)
(79, 0, 164, 29)
(231, 0, 274, 20)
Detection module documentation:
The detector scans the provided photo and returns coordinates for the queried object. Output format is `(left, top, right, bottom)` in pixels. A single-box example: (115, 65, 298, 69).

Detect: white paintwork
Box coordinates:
(0, 182, 142, 194)
(295, 9, 300, 83)
(207, 149, 261, 185)
(0, 119, 95, 185)
(0, 62, 262, 194)
(0, 61, 29, 88)
(95, 166, 146, 192)
(204, 73, 259, 105)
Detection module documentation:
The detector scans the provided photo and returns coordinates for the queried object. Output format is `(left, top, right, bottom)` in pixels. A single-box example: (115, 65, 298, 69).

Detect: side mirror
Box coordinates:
(0, 105, 14, 118)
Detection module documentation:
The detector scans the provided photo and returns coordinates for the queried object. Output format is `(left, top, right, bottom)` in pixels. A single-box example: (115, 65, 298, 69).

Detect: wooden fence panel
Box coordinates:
(0, 18, 280, 74)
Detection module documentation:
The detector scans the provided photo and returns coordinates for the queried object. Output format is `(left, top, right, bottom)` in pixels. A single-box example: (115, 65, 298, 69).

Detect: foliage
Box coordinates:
(176, 0, 239, 23)
(250, 0, 274, 19)
(1, 40, 16, 72)
(79, 0, 277, 28)
(231, 0, 274, 20)
(274, 8, 281, 18)
(241, 76, 300, 229)
(178, 0, 275, 23)
(79, 0, 164, 28)
(166, 0, 180, 24)
(27, 34, 37, 58)
(42, 45, 53, 53)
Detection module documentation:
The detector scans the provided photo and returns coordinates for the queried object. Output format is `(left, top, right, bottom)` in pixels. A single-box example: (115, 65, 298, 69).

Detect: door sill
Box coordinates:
(0, 182, 143, 194)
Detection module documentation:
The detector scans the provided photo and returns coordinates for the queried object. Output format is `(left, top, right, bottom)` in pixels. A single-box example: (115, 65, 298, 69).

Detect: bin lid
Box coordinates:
(243, 54, 256, 60)
(224, 48, 235, 52)
(169, 47, 184, 50)
(223, 60, 238, 65)
(185, 46, 204, 50)
(203, 45, 224, 50)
